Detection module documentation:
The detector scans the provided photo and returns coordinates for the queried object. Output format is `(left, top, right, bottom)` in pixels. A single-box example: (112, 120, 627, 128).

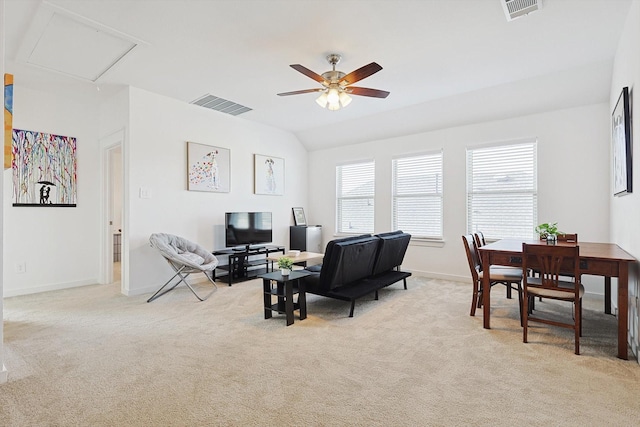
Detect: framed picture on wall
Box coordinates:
(12, 129, 77, 207)
(254, 154, 284, 195)
(187, 141, 230, 193)
(612, 86, 632, 196)
(292, 207, 306, 226)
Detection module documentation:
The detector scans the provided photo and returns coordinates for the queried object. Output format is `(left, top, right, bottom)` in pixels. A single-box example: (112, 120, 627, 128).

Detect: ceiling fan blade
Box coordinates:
(338, 62, 383, 85)
(277, 88, 324, 96)
(347, 87, 390, 98)
(290, 64, 326, 84)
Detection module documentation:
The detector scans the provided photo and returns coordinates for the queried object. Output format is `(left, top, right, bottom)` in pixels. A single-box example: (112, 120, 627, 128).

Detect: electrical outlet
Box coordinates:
(15, 262, 26, 274)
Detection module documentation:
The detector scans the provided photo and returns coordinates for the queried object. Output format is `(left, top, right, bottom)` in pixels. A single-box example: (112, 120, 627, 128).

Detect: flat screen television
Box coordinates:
(225, 212, 273, 249)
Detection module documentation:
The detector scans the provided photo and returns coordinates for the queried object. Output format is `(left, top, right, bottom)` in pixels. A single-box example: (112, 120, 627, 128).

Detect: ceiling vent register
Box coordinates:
(190, 94, 252, 116)
(502, 0, 542, 21)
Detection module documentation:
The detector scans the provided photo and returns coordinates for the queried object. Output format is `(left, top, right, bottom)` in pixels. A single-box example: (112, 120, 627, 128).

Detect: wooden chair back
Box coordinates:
(474, 231, 486, 248)
(523, 244, 580, 293)
(538, 233, 578, 243)
(557, 233, 578, 243)
(462, 234, 481, 281)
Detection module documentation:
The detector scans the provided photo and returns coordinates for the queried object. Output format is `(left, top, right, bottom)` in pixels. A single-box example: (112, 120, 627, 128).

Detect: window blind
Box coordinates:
(336, 161, 375, 234)
(466, 141, 537, 240)
(392, 152, 443, 238)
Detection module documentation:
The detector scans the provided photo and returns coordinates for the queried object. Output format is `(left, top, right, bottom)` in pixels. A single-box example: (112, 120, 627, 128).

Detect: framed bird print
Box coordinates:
(187, 142, 231, 193)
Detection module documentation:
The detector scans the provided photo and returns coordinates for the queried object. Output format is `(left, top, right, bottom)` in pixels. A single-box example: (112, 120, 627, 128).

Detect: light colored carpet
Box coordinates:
(1, 276, 639, 426)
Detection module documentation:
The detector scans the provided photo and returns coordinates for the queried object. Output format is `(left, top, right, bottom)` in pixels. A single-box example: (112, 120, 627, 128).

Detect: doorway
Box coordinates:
(108, 145, 123, 283)
(101, 130, 124, 289)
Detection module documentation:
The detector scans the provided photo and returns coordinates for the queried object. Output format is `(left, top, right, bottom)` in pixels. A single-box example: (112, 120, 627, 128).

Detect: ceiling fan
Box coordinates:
(277, 54, 390, 111)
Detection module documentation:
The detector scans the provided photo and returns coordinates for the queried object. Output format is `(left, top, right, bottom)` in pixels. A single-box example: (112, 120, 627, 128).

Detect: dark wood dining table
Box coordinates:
(478, 239, 636, 359)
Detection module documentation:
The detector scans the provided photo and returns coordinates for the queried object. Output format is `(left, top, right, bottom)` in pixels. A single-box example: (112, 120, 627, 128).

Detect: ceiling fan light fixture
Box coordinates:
(280, 54, 389, 110)
(315, 91, 328, 108)
(339, 91, 352, 108)
(327, 87, 340, 104)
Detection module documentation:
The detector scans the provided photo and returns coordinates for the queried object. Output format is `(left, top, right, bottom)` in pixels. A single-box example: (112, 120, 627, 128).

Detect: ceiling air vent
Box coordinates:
(502, 0, 542, 21)
(190, 94, 252, 116)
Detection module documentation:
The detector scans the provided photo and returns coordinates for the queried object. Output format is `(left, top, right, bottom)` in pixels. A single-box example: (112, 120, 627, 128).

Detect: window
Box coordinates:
(336, 161, 375, 234)
(466, 140, 537, 240)
(392, 151, 443, 239)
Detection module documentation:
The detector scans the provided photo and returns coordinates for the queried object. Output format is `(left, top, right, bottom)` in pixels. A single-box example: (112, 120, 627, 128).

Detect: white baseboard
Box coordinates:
(3, 279, 98, 298)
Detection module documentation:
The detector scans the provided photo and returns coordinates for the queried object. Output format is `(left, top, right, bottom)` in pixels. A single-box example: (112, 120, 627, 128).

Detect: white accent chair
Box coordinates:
(148, 233, 219, 302)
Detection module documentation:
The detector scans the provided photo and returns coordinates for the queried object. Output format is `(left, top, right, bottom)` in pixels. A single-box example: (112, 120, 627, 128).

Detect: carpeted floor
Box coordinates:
(1, 276, 639, 426)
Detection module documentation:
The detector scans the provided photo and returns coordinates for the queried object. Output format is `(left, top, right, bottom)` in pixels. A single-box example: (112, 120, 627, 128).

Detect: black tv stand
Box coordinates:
(213, 245, 285, 286)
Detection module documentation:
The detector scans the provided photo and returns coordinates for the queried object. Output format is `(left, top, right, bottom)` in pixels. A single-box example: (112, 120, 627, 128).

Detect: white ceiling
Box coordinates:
(3, 0, 633, 151)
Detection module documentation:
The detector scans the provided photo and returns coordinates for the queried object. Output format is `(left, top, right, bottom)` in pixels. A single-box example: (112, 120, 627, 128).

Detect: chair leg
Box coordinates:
(182, 270, 217, 301)
(147, 266, 190, 303)
(579, 297, 583, 337)
(470, 280, 480, 316)
(506, 284, 512, 299)
(147, 264, 217, 303)
(575, 298, 581, 355)
(516, 283, 524, 327)
(523, 291, 529, 343)
(349, 300, 356, 317)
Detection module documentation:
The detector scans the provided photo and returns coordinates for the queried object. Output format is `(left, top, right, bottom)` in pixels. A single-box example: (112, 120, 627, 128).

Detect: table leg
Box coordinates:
(277, 282, 285, 313)
(262, 279, 272, 319)
(482, 250, 491, 329)
(285, 280, 294, 326)
(298, 280, 307, 320)
(604, 276, 611, 315)
(618, 266, 629, 360)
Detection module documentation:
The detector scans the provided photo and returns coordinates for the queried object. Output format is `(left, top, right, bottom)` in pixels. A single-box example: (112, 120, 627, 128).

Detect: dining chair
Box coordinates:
(557, 233, 578, 242)
(473, 231, 486, 248)
(474, 231, 519, 300)
(538, 233, 578, 243)
(533, 233, 578, 306)
(522, 243, 583, 354)
(462, 235, 525, 325)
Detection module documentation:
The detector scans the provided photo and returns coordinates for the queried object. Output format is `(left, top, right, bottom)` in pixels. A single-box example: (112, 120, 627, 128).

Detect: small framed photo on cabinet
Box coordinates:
(292, 207, 306, 226)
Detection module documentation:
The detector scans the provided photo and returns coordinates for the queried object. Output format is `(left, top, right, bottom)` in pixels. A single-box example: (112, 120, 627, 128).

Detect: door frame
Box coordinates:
(100, 129, 126, 291)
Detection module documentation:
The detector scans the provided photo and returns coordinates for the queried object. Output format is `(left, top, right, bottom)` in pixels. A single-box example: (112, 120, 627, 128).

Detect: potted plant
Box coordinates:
(277, 257, 294, 276)
(535, 222, 561, 243)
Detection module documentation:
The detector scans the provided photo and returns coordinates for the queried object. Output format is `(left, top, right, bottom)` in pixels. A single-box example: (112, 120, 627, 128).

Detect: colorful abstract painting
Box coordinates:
(254, 154, 284, 195)
(4, 73, 13, 170)
(12, 129, 77, 207)
(187, 141, 230, 192)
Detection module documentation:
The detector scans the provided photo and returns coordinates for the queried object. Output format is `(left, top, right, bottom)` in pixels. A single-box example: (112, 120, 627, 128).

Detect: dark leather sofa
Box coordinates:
(301, 231, 412, 317)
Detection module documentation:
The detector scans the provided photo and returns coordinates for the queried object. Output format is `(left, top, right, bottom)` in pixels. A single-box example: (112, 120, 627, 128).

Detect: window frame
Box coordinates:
(391, 150, 443, 240)
(335, 159, 376, 235)
(466, 139, 538, 240)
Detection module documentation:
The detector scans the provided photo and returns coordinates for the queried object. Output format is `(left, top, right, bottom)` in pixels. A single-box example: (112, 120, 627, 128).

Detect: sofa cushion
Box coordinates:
(372, 231, 411, 276)
(322, 236, 379, 290)
(318, 234, 371, 286)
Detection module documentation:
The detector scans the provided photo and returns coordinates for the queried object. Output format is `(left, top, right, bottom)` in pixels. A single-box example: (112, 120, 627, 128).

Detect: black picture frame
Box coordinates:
(292, 207, 306, 226)
(612, 86, 632, 196)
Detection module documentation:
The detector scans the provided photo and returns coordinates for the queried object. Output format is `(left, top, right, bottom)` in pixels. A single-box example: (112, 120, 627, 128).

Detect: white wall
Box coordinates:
(610, 0, 640, 360)
(2, 85, 101, 297)
(124, 87, 308, 296)
(308, 103, 611, 294)
(1, 0, 7, 384)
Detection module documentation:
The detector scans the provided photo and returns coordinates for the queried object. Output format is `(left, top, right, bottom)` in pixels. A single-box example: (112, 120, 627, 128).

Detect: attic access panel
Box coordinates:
(26, 12, 136, 82)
